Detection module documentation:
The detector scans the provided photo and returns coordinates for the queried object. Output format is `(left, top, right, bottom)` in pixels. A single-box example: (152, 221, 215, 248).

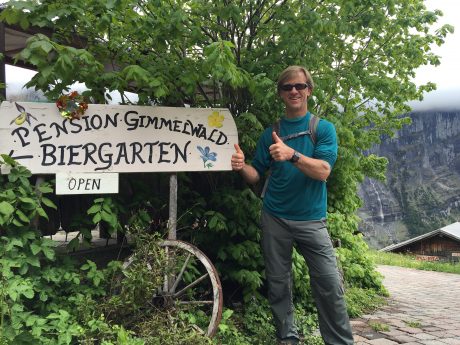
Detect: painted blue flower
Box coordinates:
(197, 146, 217, 168)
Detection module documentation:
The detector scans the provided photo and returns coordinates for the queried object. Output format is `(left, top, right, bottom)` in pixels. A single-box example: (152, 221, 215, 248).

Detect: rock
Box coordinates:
(358, 110, 460, 248)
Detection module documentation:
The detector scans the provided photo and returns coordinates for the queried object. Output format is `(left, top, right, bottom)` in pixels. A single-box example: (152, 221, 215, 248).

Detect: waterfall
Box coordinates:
(369, 179, 384, 222)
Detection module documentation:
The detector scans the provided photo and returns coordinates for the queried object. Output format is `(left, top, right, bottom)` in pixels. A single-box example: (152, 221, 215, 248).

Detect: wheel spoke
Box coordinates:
(173, 273, 209, 298)
(177, 300, 214, 305)
(170, 253, 192, 293)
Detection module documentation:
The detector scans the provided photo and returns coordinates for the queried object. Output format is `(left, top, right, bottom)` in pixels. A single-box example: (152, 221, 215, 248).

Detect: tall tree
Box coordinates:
(1, 0, 453, 297)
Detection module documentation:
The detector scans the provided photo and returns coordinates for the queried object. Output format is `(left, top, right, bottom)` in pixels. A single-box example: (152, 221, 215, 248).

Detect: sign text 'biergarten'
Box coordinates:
(0, 102, 238, 174)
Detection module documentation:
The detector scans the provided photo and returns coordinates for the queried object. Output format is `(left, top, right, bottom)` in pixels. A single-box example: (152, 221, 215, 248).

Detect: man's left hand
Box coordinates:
(269, 132, 295, 161)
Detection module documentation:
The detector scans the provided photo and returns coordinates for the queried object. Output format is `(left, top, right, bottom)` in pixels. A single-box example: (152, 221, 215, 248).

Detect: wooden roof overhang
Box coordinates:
(0, 18, 88, 98)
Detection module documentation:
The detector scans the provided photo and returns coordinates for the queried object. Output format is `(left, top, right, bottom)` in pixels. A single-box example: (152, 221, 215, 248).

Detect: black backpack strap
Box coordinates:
(309, 114, 320, 145)
(277, 114, 319, 144)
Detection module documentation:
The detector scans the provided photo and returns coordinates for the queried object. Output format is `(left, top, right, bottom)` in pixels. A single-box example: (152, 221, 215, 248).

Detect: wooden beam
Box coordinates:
(0, 23, 6, 99)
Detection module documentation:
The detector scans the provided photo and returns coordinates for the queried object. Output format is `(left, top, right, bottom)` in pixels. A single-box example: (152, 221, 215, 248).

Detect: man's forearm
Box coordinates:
(293, 153, 331, 181)
(239, 164, 260, 185)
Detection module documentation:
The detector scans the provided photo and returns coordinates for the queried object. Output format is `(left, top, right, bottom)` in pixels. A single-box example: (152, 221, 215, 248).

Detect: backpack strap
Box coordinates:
(260, 115, 320, 198)
(273, 114, 319, 144)
(309, 114, 319, 145)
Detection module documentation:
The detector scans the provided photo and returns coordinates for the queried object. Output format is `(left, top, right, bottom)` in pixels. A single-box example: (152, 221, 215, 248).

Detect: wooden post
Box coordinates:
(168, 173, 177, 240)
(0, 23, 6, 100)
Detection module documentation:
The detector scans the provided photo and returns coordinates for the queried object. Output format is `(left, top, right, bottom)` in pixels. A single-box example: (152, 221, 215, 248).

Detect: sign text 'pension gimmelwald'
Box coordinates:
(10, 110, 229, 170)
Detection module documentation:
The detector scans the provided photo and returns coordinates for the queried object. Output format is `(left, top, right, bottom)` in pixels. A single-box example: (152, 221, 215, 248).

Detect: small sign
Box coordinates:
(56, 172, 119, 195)
(451, 252, 460, 257)
(415, 254, 440, 262)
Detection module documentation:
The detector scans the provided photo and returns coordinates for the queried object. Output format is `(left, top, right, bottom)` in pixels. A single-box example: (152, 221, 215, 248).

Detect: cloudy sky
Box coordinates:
(409, 0, 460, 110)
(4, 0, 459, 110)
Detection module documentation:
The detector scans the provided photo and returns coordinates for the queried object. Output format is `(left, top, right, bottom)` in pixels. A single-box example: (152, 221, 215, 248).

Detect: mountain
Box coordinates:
(358, 109, 460, 249)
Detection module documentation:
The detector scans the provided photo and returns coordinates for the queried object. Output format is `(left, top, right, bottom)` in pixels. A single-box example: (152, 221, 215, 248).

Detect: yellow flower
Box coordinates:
(208, 111, 225, 128)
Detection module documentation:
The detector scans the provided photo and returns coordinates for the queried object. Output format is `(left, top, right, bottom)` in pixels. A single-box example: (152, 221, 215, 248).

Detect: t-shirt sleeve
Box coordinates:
(313, 120, 338, 168)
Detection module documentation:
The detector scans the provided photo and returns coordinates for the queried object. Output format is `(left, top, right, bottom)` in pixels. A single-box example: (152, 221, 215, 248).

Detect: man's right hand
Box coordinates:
(231, 143, 260, 184)
(231, 143, 245, 171)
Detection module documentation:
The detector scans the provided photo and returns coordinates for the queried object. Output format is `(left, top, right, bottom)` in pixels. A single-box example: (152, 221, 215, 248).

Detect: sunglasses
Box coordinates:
(279, 83, 309, 91)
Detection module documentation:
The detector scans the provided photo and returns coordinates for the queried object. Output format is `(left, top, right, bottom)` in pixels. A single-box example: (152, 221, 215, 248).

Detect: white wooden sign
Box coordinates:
(0, 102, 238, 174)
(56, 172, 119, 195)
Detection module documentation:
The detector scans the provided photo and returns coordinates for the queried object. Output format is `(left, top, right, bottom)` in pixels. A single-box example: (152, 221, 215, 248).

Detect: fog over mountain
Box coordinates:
(409, 87, 460, 111)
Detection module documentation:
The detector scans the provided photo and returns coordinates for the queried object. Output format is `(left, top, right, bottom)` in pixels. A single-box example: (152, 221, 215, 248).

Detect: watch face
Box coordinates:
(290, 151, 300, 163)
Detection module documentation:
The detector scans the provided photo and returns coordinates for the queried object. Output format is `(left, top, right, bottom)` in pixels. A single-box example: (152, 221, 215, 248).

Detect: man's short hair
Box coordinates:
(277, 66, 314, 94)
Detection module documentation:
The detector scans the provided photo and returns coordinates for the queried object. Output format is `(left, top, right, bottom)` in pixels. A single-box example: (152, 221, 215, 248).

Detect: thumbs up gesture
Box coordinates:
(269, 132, 294, 161)
(231, 143, 245, 171)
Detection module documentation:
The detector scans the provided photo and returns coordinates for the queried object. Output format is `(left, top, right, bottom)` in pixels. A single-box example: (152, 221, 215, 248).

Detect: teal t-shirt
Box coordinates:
(252, 112, 337, 221)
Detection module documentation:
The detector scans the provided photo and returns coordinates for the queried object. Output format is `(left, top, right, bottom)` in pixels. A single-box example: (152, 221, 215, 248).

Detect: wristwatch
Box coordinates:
(289, 151, 300, 163)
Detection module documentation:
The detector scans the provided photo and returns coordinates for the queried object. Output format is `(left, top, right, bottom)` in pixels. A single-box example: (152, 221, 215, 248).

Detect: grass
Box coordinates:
(368, 250, 460, 275)
(404, 320, 421, 328)
(345, 287, 387, 318)
(369, 321, 390, 332)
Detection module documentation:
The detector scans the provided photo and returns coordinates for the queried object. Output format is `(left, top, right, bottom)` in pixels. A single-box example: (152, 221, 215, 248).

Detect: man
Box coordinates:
(231, 66, 354, 345)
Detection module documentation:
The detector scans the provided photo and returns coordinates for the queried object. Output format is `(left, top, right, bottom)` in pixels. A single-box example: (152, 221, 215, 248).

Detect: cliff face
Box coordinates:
(358, 110, 460, 248)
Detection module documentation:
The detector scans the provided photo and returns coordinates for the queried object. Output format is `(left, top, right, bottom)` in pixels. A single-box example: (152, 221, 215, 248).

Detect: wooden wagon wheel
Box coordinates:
(123, 239, 223, 337)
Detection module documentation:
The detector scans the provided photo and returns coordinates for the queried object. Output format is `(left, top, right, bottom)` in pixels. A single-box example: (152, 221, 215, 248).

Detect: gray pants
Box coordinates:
(261, 211, 354, 345)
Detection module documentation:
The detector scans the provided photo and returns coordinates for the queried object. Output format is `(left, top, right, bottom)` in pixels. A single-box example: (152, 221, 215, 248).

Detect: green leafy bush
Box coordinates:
(0, 156, 213, 344)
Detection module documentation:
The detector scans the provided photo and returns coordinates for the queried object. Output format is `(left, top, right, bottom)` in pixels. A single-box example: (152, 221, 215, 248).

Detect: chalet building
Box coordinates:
(381, 222, 460, 262)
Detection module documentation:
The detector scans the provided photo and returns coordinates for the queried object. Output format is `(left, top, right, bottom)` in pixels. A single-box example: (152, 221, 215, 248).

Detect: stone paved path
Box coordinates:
(351, 265, 460, 345)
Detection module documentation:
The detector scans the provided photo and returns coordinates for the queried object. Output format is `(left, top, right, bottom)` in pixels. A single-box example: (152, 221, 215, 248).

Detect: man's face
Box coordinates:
(279, 71, 311, 117)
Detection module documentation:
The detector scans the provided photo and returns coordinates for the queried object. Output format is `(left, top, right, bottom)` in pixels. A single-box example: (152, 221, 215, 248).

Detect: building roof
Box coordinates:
(381, 222, 460, 252)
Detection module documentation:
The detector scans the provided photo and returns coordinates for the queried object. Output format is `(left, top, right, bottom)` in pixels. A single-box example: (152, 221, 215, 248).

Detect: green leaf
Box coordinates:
(30, 243, 42, 255)
(0, 201, 15, 216)
(1, 154, 16, 165)
(42, 247, 55, 260)
(15, 209, 30, 223)
(106, 0, 117, 9)
(87, 204, 102, 214)
(19, 176, 31, 187)
(26, 255, 40, 267)
(41, 197, 57, 209)
(38, 185, 54, 193)
(22, 231, 36, 240)
(92, 213, 102, 223)
(8, 288, 18, 301)
(22, 288, 34, 299)
(6, 238, 24, 250)
(101, 210, 113, 223)
(19, 197, 35, 204)
(41, 238, 57, 248)
(12, 218, 24, 227)
(8, 173, 18, 182)
(36, 207, 48, 220)
(39, 291, 48, 302)
(208, 216, 218, 229)
(38, 40, 53, 54)
(67, 237, 80, 251)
